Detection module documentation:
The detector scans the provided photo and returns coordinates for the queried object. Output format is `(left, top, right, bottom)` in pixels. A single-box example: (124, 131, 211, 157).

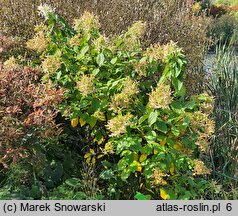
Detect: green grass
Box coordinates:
(207, 39, 238, 199)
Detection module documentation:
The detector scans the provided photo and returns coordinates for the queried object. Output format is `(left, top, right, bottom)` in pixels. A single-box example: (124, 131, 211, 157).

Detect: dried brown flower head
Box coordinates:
(77, 75, 95, 96)
(41, 54, 62, 74)
(193, 159, 211, 176)
(106, 113, 133, 137)
(151, 168, 168, 186)
(149, 83, 172, 109)
(73, 11, 100, 33)
(26, 31, 50, 52)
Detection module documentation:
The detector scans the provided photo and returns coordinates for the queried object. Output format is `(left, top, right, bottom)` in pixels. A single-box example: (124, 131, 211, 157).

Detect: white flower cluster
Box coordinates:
(38, 4, 55, 20)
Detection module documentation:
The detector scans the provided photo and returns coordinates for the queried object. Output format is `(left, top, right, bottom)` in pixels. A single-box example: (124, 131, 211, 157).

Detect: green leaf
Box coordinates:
(79, 34, 91, 46)
(129, 137, 142, 152)
(116, 39, 123, 47)
(140, 56, 147, 63)
(110, 57, 117, 64)
(121, 169, 131, 181)
(51, 162, 64, 183)
(185, 100, 197, 110)
(156, 121, 168, 133)
(92, 68, 100, 75)
(116, 136, 142, 153)
(65, 178, 81, 188)
(92, 98, 100, 110)
(135, 192, 151, 200)
(118, 158, 127, 171)
(181, 116, 190, 129)
(198, 94, 207, 101)
(139, 114, 149, 125)
(30, 183, 42, 199)
(77, 45, 89, 59)
(48, 15, 57, 28)
(89, 116, 97, 127)
(99, 170, 115, 180)
(171, 126, 180, 137)
(180, 191, 192, 200)
(141, 143, 153, 154)
(172, 77, 186, 97)
(178, 85, 186, 97)
(174, 67, 181, 78)
(55, 28, 64, 40)
(108, 79, 121, 91)
(120, 150, 132, 157)
(96, 53, 105, 66)
(73, 46, 80, 53)
(148, 111, 158, 126)
(177, 58, 184, 67)
(56, 71, 62, 80)
(171, 101, 183, 110)
(159, 64, 170, 84)
(143, 162, 154, 178)
(129, 161, 140, 172)
(145, 130, 157, 142)
(173, 78, 183, 93)
(167, 137, 175, 146)
(80, 113, 91, 125)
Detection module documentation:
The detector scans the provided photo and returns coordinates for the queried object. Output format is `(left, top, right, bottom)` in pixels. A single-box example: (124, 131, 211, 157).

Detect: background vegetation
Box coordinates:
(0, 0, 211, 95)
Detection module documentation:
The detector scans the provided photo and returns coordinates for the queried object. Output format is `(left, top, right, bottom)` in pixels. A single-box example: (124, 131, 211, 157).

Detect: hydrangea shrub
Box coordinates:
(26, 5, 215, 199)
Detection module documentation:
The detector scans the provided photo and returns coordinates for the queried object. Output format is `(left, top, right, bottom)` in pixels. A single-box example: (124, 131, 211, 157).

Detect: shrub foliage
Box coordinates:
(17, 6, 216, 199)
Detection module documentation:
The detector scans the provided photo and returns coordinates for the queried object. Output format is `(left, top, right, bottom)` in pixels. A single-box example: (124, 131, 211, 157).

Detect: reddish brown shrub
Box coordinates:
(209, 4, 228, 17)
(0, 66, 64, 171)
(0, 35, 24, 63)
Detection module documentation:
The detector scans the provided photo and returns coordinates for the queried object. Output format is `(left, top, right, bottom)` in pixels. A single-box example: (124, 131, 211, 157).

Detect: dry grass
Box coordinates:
(0, 1, 210, 60)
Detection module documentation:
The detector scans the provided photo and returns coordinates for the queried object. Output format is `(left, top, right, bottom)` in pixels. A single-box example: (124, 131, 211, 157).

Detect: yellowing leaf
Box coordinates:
(97, 154, 104, 159)
(160, 188, 169, 200)
(97, 137, 104, 145)
(84, 152, 91, 159)
(86, 157, 91, 164)
(133, 153, 139, 161)
(174, 142, 183, 150)
(192, 2, 201, 13)
(136, 164, 142, 172)
(93, 136, 104, 145)
(139, 154, 147, 163)
(160, 139, 166, 147)
(104, 142, 114, 154)
(71, 117, 79, 127)
(91, 157, 96, 164)
(154, 149, 158, 155)
(90, 148, 95, 154)
(79, 118, 86, 127)
(170, 163, 175, 175)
